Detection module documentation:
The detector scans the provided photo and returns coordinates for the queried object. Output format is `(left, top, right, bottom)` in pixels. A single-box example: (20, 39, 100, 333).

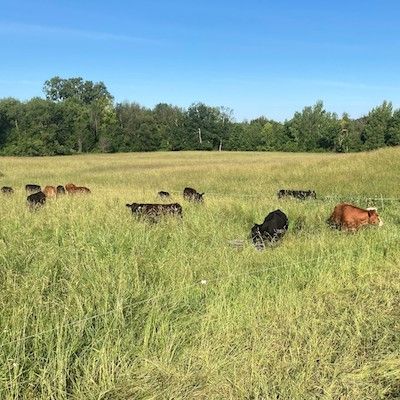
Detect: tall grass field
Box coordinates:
(0, 149, 400, 399)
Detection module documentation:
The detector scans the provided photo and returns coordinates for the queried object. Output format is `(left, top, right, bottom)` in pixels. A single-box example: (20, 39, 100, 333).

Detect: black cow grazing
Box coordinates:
(158, 191, 170, 199)
(126, 202, 183, 222)
(27, 191, 46, 209)
(1, 186, 14, 194)
(25, 184, 41, 194)
(56, 185, 66, 195)
(250, 209, 289, 249)
(277, 189, 316, 200)
(183, 187, 204, 203)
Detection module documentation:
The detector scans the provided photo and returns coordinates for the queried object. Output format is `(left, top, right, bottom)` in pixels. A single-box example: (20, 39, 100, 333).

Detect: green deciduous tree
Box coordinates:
(43, 76, 113, 104)
(386, 109, 400, 146)
(185, 103, 233, 150)
(286, 101, 340, 152)
(0, 77, 398, 156)
(361, 101, 392, 150)
(153, 103, 185, 150)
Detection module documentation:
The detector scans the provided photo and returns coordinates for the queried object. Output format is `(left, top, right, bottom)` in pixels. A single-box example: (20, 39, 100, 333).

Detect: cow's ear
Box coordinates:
(126, 203, 131, 208)
(201, 192, 205, 196)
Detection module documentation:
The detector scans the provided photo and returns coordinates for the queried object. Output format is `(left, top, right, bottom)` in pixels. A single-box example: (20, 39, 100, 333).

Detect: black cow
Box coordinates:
(277, 189, 316, 200)
(56, 185, 66, 195)
(250, 209, 288, 249)
(27, 191, 46, 208)
(158, 191, 170, 199)
(1, 186, 14, 194)
(126, 202, 183, 221)
(183, 187, 204, 202)
(25, 184, 41, 194)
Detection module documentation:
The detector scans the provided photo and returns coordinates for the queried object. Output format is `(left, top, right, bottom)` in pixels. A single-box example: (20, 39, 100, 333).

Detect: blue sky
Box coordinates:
(1, 0, 400, 121)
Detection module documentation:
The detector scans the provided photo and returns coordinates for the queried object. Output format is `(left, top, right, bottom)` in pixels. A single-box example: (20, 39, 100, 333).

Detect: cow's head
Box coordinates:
(367, 208, 383, 226)
(195, 192, 204, 202)
(126, 203, 140, 212)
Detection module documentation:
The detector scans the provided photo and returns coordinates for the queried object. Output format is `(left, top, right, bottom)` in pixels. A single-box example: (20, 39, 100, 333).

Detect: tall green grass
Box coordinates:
(0, 148, 399, 399)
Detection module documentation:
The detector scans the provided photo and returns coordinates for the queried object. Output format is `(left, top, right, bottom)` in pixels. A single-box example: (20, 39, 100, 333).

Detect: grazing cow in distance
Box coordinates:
(183, 187, 204, 203)
(65, 183, 75, 193)
(126, 202, 183, 222)
(43, 186, 57, 198)
(277, 189, 316, 200)
(1, 186, 14, 194)
(25, 184, 41, 194)
(158, 191, 170, 199)
(27, 191, 46, 209)
(251, 209, 289, 249)
(56, 185, 66, 195)
(65, 183, 91, 194)
(327, 203, 383, 232)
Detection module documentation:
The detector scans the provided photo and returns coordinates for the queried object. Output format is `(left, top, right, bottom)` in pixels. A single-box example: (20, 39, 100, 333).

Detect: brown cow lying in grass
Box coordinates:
(126, 202, 183, 222)
(327, 203, 383, 232)
(65, 183, 91, 194)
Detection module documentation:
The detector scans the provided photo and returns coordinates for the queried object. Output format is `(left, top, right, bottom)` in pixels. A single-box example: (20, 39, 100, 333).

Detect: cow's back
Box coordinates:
(25, 184, 41, 193)
(341, 204, 370, 230)
(183, 187, 196, 197)
(127, 202, 182, 219)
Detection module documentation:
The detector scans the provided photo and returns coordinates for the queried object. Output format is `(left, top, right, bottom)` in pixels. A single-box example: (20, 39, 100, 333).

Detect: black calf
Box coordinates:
(277, 189, 316, 200)
(25, 184, 41, 193)
(158, 191, 170, 198)
(1, 186, 14, 194)
(251, 209, 288, 249)
(183, 187, 204, 203)
(126, 202, 183, 221)
(27, 191, 46, 208)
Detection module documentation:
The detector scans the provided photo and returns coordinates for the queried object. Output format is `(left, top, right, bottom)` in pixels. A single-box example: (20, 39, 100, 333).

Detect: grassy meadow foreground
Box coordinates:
(1, 149, 400, 399)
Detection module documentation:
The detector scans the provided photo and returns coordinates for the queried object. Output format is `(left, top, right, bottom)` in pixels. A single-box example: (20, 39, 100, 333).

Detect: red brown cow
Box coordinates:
(43, 185, 57, 198)
(65, 183, 91, 194)
(327, 203, 383, 232)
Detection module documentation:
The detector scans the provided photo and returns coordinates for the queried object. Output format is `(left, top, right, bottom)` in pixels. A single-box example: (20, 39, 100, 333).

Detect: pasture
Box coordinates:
(0, 148, 400, 399)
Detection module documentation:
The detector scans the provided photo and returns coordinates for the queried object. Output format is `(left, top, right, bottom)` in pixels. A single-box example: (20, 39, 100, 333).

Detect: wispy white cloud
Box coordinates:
(0, 21, 162, 45)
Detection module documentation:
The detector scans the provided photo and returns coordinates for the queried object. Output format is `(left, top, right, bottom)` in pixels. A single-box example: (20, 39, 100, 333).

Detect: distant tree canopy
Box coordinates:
(0, 76, 399, 156)
(43, 76, 113, 104)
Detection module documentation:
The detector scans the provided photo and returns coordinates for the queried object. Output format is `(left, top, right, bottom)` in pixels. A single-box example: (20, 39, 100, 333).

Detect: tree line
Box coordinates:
(0, 76, 399, 156)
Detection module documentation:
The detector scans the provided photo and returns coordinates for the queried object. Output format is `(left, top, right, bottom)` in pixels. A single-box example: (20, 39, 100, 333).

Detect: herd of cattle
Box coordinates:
(1, 185, 384, 249)
(1, 183, 91, 207)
